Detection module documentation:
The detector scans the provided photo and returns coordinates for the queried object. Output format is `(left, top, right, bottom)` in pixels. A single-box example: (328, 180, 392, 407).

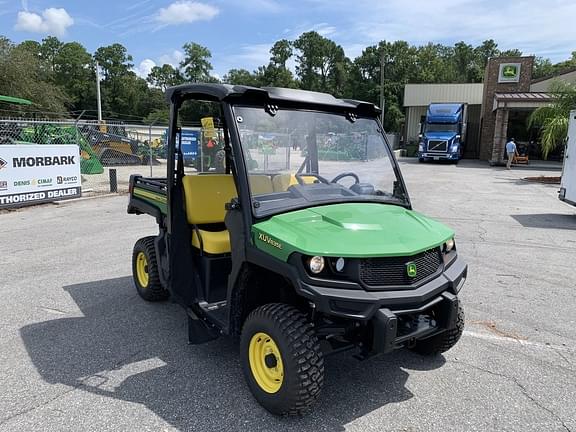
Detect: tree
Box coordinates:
(528, 80, 576, 159)
(147, 64, 183, 90)
(474, 39, 500, 70)
(452, 41, 482, 82)
(94, 43, 133, 80)
(500, 48, 523, 57)
(54, 42, 95, 111)
(40, 36, 64, 73)
(293, 31, 349, 94)
(270, 39, 293, 68)
(0, 37, 68, 115)
(533, 57, 555, 80)
(180, 42, 212, 82)
(94, 43, 135, 116)
(223, 68, 261, 86)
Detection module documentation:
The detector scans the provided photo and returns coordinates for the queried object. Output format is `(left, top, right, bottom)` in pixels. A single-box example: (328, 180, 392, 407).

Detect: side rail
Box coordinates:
(127, 174, 168, 225)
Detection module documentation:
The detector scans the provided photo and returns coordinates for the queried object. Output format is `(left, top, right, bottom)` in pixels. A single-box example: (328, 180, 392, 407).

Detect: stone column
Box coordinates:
(491, 108, 509, 163)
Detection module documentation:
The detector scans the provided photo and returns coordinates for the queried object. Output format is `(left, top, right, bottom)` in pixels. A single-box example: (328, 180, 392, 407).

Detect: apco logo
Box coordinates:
(0, 157, 7, 170)
(0, 180, 7, 190)
(406, 262, 417, 278)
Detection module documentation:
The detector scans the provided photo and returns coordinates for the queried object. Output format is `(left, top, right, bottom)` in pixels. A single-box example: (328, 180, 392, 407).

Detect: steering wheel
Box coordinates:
(331, 172, 360, 185)
(295, 173, 330, 185)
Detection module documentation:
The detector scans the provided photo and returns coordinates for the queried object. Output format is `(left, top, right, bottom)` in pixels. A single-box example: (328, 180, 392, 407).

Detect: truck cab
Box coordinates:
(418, 103, 467, 163)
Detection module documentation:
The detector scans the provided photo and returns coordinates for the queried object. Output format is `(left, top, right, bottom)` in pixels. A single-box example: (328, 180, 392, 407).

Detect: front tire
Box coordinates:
(132, 236, 169, 302)
(240, 303, 324, 416)
(411, 304, 464, 355)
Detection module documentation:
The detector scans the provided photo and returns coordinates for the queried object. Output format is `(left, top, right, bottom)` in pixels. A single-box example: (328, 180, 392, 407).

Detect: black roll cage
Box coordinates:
(165, 84, 411, 242)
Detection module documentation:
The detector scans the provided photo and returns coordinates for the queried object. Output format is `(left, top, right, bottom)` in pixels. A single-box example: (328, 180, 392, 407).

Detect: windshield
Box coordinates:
(424, 123, 458, 133)
(234, 106, 408, 217)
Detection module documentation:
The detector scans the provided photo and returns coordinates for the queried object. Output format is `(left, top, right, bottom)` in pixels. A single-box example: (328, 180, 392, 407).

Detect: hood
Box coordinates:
(252, 203, 454, 261)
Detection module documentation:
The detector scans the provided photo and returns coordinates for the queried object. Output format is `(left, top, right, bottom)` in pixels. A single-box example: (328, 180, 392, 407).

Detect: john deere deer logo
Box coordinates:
(502, 65, 517, 78)
(406, 262, 417, 278)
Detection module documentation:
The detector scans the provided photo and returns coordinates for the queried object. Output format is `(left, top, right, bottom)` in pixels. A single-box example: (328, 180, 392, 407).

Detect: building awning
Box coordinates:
(493, 92, 552, 111)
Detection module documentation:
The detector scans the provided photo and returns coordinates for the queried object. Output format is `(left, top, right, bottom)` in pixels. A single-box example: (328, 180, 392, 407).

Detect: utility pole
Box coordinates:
(379, 52, 386, 127)
(95, 60, 103, 124)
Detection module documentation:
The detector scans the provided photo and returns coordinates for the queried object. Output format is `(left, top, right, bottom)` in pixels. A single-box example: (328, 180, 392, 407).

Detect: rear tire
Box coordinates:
(411, 304, 464, 355)
(240, 303, 324, 416)
(132, 236, 169, 302)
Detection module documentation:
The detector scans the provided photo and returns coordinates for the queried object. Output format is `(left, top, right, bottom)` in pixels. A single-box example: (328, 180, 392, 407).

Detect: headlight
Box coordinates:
(308, 256, 325, 274)
(418, 144, 424, 152)
(442, 238, 456, 267)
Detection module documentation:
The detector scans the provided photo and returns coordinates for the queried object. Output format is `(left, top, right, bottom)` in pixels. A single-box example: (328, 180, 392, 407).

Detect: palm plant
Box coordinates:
(528, 80, 576, 159)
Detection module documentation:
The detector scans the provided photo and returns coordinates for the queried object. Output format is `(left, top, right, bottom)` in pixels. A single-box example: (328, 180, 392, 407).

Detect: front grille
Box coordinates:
(360, 247, 442, 287)
(427, 140, 448, 152)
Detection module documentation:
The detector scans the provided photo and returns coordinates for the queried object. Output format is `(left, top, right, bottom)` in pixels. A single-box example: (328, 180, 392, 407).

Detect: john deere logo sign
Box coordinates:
(406, 262, 417, 278)
(498, 63, 521, 83)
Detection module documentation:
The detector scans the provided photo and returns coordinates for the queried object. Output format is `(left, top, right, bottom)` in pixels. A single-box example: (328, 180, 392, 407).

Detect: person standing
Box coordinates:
(505, 138, 517, 170)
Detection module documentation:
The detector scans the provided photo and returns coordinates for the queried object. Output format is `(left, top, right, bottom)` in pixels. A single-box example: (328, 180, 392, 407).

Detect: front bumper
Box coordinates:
(297, 256, 466, 354)
(419, 152, 460, 160)
(297, 256, 466, 320)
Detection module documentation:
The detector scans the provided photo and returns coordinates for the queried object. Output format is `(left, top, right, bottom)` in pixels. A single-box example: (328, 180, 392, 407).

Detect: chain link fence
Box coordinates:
(0, 118, 171, 194)
(0, 117, 404, 196)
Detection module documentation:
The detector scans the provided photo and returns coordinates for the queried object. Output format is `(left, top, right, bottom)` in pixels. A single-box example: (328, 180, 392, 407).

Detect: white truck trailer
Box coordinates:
(559, 110, 576, 207)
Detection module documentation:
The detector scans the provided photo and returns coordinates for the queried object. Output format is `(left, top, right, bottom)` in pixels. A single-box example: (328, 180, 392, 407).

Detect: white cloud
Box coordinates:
(158, 49, 185, 67)
(155, 1, 218, 26)
(134, 59, 157, 78)
(229, 43, 272, 69)
(312, 23, 336, 37)
(14, 7, 74, 37)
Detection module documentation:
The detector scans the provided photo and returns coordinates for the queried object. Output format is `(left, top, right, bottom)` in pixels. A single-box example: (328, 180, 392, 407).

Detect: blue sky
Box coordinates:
(1, 0, 575, 79)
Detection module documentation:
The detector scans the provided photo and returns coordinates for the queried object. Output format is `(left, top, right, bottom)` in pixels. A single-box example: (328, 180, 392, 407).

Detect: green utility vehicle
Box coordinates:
(127, 84, 467, 416)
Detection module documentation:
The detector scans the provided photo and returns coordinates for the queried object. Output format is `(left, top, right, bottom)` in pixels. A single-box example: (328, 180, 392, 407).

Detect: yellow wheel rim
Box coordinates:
(248, 332, 284, 394)
(136, 252, 149, 288)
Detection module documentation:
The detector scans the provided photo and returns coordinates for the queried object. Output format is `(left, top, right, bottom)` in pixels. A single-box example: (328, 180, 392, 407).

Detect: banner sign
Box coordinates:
(0, 145, 81, 208)
(166, 128, 200, 163)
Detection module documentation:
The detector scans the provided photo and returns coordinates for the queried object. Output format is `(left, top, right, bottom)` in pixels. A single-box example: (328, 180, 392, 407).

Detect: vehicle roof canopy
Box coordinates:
(165, 83, 381, 117)
(427, 103, 463, 123)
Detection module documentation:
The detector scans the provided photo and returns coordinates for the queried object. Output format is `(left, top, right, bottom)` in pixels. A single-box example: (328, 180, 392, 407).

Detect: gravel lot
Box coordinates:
(1, 159, 575, 432)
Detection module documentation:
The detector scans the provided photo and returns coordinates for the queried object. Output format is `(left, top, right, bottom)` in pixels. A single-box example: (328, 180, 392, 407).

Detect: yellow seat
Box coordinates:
(182, 174, 237, 254)
(249, 175, 274, 195)
(192, 229, 231, 254)
(272, 174, 316, 191)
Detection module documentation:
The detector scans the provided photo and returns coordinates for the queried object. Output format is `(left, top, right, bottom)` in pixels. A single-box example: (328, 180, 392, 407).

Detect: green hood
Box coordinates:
(252, 203, 454, 261)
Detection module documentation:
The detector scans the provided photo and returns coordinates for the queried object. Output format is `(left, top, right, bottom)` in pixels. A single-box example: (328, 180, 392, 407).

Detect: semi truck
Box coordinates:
(418, 103, 467, 163)
(559, 110, 576, 207)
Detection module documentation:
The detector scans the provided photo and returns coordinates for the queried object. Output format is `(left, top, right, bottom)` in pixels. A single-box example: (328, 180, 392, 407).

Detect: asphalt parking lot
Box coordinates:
(1, 159, 575, 432)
